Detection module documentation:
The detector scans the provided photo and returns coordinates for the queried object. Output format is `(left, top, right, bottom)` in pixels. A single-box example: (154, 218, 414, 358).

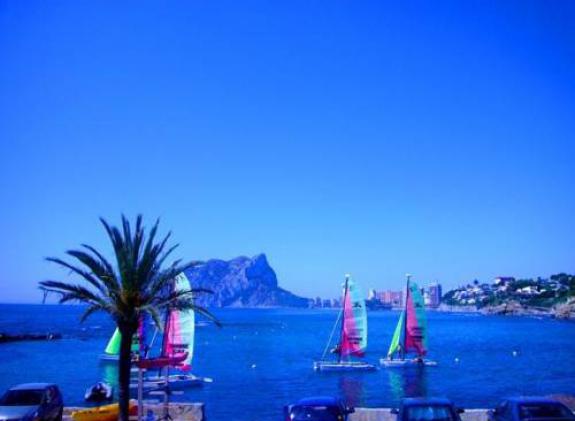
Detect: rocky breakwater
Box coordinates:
(552, 298, 575, 320)
(478, 301, 546, 316)
(478, 300, 575, 319)
(0, 332, 62, 343)
(183, 254, 310, 308)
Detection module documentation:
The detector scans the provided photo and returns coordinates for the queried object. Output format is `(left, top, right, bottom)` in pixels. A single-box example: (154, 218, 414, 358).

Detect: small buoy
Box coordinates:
(251, 364, 257, 369)
(512, 351, 518, 357)
(233, 335, 236, 340)
(454, 357, 460, 363)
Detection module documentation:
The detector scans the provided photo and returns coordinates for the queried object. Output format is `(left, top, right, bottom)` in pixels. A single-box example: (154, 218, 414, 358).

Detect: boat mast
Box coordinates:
(402, 273, 411, 361)
(338, 274, 350, 364)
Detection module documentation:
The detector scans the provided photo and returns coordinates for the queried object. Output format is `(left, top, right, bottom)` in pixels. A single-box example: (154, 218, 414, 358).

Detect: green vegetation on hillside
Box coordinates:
(443, 273, 575, 309)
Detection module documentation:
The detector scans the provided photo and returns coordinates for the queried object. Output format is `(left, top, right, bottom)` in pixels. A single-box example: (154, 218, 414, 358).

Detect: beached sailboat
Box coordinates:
(380, 275, 437, 367)
(131, 272, 212, 391)
(100, 272, 211, 389)
(314, 275, 376, 371)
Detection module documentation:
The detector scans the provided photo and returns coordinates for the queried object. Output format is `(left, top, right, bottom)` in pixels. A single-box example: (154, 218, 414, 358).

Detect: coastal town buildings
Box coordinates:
(429, 283, 442, 307)
(442, 274, 574, 308)
(378, 290, 403, 307)
(365, 282, 443, 309)
(309, 296, 342, 308)
(309, 278, 454, 309)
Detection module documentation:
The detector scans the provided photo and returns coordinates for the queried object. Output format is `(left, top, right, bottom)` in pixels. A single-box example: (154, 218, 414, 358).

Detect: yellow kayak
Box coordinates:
(71, 401, 137, 421)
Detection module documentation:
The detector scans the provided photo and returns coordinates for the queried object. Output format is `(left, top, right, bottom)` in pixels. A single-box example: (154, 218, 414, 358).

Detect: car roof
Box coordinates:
(402, 398, 455, 406)
(505, 397, 563, 405)
(9, 383, 56, 391)
(295, 397, 343, 407)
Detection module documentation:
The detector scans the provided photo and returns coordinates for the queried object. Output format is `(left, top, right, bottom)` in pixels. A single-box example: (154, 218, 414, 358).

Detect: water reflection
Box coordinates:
(386, 367, 428, 401)
(100, 361, 119, 387)
(338, 375, 365, 408)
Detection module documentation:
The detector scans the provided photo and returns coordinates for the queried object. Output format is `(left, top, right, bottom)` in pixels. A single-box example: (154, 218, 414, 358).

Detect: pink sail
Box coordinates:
(163, 307, 192, 371)
(403, 283, 427, 356)
(161, 273, 195, 371)
(339, 278, 367, 357)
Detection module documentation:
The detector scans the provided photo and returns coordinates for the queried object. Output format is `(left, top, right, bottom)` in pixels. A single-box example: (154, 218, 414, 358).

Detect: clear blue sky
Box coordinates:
(1, 1, 574, 303)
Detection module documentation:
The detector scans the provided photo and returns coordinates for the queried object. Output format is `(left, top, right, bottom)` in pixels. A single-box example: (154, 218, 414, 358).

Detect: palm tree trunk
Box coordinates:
(118, 324, 136, 421)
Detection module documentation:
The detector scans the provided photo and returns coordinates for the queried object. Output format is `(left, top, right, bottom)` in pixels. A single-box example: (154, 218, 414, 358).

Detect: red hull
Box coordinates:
(135, 353, 188, 369)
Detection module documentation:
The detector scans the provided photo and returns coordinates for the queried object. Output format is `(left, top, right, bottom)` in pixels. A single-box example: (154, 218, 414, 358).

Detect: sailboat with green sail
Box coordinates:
(380, 274, 437, 367)
(100, 328, 139, 362)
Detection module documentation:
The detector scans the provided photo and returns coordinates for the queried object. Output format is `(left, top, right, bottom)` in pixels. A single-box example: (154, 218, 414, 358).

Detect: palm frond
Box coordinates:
(81, 244, 114, 273)
(45, 257, 106, 296)
(80, 304, 107, 322)
(141, 305, 164, 332)
(100, 217, 130, 288)
(40, 280, 104, 303)
(66, 250, 119, 294)
(191, 306, 222, 327)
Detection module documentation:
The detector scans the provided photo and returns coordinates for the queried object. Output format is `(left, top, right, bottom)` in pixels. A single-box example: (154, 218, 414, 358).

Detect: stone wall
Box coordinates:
(64, 403, 205, 421)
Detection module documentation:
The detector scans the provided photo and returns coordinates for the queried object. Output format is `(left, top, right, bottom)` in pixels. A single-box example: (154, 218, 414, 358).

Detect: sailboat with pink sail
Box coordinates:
(119, 271, 213, 393)
(314, 275, 376, 371)
(380, 274, 437, 367)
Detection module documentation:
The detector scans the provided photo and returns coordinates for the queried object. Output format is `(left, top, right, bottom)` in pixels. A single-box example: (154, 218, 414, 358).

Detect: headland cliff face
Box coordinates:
(183, 254, 309, 308)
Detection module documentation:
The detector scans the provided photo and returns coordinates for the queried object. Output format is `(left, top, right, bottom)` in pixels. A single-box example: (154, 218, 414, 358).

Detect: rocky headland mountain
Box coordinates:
(183, 254, 310, 308)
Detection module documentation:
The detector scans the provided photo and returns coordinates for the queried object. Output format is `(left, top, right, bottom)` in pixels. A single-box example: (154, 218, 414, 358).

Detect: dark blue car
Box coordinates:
(0, 383, 63, 421)
(391, 398, 464, 421)
(284, 397, 354, 421)
(488, 397, 575, 421)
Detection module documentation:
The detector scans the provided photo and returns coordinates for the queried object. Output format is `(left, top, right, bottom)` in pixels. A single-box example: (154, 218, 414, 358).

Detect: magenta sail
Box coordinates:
(339, 285, 365, 357)
(136, 274, 196, 371)
(381, 278, 434, 367)
(164, 308, 190, 370)
(403, 282, 427, 356)
(314, 275, 375, 371)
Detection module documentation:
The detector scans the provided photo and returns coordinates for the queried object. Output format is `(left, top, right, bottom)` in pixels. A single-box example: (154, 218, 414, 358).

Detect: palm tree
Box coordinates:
(39, 215, 219, 421)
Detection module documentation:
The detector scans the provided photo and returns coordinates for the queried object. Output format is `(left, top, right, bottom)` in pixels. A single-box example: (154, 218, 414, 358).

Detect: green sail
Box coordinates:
(103, 328, 139, 355)
(104, 328, 121, 355)
(387, 311, 404, 357)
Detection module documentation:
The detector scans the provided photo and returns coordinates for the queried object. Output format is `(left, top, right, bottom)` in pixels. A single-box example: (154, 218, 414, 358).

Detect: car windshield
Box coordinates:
(290, 405, 342, 421)
(404, 405, 456, 421)
(0, 390, 44, 406)
(519, 404, 573, 420)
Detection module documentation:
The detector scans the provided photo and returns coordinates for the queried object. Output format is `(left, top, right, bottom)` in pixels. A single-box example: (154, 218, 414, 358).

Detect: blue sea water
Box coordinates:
(0, 304, 574, 421)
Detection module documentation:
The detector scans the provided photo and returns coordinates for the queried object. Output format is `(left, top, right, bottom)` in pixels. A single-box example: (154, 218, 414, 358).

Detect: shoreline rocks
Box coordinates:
(0, 332, 62, 343)
(436, 300, 575, 320)
(552, 298, 575, 319)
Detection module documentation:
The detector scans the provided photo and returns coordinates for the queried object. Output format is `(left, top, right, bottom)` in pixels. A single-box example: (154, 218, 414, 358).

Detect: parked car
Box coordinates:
(391, 398, 464, 421)
(0, 383, 63, 421)
(488, 397, 575, 421)
(284, 396, 354, 421)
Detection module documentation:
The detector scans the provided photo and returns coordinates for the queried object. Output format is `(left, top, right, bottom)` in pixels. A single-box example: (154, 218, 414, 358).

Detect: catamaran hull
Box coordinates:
(380, 358, 438, 367)
(129, 374, 211, 392)
(313, 361, 377, 371)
